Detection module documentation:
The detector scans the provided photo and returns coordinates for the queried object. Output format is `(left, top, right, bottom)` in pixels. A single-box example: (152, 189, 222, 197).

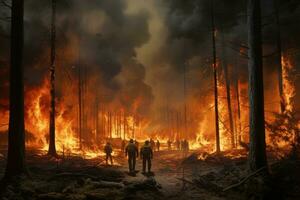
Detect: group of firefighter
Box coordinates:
(168, 139, 190, 152)
(103, 138, 189, 174)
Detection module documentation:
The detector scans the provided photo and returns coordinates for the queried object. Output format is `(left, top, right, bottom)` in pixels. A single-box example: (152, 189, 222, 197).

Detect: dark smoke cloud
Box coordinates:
(0, 0, 154, 117)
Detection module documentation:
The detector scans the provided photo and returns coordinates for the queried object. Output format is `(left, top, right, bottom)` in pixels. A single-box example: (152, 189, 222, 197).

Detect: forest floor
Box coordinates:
(0, 148, 299, 200)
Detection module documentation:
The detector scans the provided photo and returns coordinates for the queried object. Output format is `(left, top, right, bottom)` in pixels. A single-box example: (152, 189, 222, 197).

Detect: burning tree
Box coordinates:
(267, 54, 299, 156)
(48, 0, 57, 157)
(210, 0, 221, 154)
(266, 111, 300, 155)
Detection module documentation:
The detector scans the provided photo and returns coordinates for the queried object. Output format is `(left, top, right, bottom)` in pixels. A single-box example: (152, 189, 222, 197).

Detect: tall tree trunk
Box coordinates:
(5, 0, 27, 178)
(274, 0, 285, 113)
(221, 32, 235, 148)
(82, 63, 87, 141)
(211, 0, 221, 153)
(109, 112, 112, 138)
(78, 59, 82, 149)
(183, 63, 188, 141)
(132, 115, 135, 139)
(48, 0, 57, 157)
(123, 111, 126, 140)
(247, 0, 268, 172)
(235, 62, 242, 144)
(95, 97, 99, 142)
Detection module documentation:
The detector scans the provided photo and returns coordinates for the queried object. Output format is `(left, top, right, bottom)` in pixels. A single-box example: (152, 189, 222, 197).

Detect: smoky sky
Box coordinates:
(0, 0, 300, 122)
(0, 0, 154, 117)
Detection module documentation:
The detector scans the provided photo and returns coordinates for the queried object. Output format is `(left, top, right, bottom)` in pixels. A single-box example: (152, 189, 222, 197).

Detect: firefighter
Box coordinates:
(185, 139, 189, 151)
(156, 140, 160, 152)
(104, 142, 113, 165)
(125, 139, 139, 173)
(180, 140, 184, 151)
(140, 140, 153, 174)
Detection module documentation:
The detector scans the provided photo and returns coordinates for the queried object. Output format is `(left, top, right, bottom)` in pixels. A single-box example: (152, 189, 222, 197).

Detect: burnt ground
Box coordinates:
(0, 148, 299, 200)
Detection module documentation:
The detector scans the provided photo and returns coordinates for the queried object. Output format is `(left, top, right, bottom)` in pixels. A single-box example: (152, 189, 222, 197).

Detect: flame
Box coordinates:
(0, 110, 9, 132)
(282, 55, 296, 113)
(0, 52, 297, 161)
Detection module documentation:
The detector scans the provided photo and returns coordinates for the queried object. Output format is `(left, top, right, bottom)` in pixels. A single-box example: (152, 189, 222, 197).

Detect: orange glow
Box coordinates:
(282, 55, 296, 113)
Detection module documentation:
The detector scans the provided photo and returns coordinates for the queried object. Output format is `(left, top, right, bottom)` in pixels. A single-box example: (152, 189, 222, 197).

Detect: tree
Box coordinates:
(221, 32, 235, 149)
(4, 0, 27, 178)
(48, 0, 57, 157)
(274, 0, 285, 114)
(247, 0, 268, 172)
(211, 0, 220, 153)
(235, 60, 242, 144)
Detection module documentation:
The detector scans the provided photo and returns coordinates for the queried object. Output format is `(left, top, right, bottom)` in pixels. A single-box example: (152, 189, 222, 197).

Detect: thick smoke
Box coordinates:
(0, 0, 154, 118)
(137, 0, 300, 140)
(0, 0, 299, 142)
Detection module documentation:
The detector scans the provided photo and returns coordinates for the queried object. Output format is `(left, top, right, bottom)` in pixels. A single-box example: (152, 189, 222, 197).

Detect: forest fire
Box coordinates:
(1, 0, 300, 199)
(25, 79, 79, 154)
(0, 52, 296, 159)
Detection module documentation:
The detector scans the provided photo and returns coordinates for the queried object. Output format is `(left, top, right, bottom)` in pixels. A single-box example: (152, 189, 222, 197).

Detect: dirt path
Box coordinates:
(116, 149, 221, 198)
(0, 149, 239, 200)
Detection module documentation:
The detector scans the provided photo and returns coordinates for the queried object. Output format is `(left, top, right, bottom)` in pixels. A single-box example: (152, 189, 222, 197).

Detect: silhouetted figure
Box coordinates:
(125, 139, 139, 173)
(185, 139, 189, 151)
(181, 139, 189, 155)
(140, 140, 153, 174)
(156, 140, 160, 152)
(104, 142, 113, 165)
(167, 139, 172, 150)
(180, 140, 184, 151)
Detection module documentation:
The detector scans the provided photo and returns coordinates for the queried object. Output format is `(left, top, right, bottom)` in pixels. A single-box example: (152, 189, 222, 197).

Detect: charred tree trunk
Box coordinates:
(109, 112, 112, 138)
(78, 61, 82, 149)
(123, 111, 126, 140)
(211, 0, 221, 154)
(48, 0, 57, 157)
(132, 115, 135, 139)
(81, 61, 87, 142)
(274, 0, 285, 113)
(221, 32, 235, 148)
(247, 0, 268, 172)
(176, 111, 179, 140)
(95, 97, 99, 142)
(4, 0, 27, 178)
(235, 62, 242, 144)
(183, 63, 188, 141)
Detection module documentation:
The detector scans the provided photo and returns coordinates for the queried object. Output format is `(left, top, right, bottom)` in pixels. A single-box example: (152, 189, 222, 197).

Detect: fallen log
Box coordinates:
(222, 166, 267, 192)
